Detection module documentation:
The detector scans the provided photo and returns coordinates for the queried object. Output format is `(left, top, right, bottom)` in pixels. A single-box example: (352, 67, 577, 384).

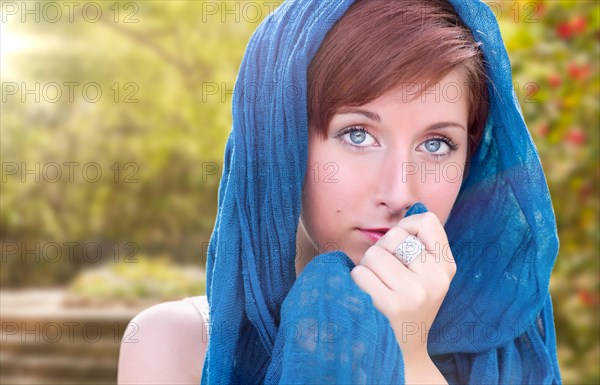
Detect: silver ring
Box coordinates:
(393, 235, 425, 266)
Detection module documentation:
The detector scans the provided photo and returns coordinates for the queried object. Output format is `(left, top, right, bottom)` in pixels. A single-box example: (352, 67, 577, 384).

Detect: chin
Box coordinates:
(341, 248, 363, 266)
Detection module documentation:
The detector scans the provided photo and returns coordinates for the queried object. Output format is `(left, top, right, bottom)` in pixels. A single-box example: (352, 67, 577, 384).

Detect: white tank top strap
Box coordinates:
(182, 295, 210, 325)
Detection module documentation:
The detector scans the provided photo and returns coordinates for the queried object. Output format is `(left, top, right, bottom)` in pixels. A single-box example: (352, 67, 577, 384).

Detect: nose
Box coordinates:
(374, 150, 417, 217)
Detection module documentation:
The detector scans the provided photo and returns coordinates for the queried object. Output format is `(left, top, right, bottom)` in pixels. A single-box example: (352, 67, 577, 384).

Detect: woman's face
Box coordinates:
(296, 70, 469, 274)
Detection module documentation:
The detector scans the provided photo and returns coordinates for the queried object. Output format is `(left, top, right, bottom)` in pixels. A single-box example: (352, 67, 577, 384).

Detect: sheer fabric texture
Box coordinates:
(201, 1, 562, 383)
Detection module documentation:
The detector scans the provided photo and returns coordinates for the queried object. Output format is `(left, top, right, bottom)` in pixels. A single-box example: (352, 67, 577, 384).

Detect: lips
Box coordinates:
(359, 228, 390, 243)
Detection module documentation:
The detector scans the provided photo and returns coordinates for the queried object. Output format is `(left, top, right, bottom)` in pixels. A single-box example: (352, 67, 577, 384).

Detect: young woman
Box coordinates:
(118, 1, 562, 383)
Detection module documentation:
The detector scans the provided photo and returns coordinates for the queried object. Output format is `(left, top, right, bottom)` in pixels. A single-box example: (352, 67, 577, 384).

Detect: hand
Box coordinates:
(350, 212, 457, 359)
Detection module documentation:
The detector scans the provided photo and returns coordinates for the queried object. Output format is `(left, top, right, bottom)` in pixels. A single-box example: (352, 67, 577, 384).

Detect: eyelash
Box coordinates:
(335, 126, 459, 159)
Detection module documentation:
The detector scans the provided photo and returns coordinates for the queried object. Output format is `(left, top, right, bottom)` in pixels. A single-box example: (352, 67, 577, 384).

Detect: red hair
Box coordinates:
(308, 0, 489, 163)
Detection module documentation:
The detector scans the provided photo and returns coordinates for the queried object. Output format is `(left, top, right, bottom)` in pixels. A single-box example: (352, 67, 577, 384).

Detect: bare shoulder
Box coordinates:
(117, 298, 208, 385)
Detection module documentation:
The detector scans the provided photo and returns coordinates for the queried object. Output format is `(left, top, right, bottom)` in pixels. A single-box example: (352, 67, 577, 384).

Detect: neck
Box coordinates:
(295, 221, 318, 277)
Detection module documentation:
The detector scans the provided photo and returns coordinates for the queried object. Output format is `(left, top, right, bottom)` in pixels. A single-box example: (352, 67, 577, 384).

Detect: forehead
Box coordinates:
(346, 70, 469, 112)
(387, 69, 469, 103)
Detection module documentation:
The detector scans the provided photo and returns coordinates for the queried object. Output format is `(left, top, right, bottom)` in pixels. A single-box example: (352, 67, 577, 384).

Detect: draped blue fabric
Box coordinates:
(201, 0, 562, 383)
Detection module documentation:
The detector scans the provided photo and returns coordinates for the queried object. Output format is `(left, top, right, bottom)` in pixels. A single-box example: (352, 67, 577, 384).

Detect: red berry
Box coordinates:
(568, 63, 579, 79)
(578, 290, 598, 307)
(565, 128, 586, 145)
(579, 64, 591, 80)
(568, 63, 592, 80)
(556, 22, 572, 39)
(548, 73, 561, 88)
(570, 16, 586, 34)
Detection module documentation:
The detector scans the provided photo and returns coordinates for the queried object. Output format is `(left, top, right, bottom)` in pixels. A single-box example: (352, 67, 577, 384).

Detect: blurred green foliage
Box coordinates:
(495, 1, 599, 383)
(0, 0, 598, 383)
(68, 255, 204, 302)
(1, 1, 273, 283)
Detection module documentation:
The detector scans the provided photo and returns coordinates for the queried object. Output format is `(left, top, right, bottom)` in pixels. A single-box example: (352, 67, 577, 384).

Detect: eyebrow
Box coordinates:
(336, 108, 466, 131)
(337, 108, 382, 122)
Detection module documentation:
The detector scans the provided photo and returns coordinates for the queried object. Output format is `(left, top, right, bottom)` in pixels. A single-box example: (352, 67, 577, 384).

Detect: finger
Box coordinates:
(376, 226, 433, 275)
(376, 227, 453, 301)
(395, 212, 455, 278)
(396, 212, 448, 249)
(359, 244, 414, 292)
(376, 226, 421, 268)
(350, 265, 396, 311)
(376, 226, 412, 255)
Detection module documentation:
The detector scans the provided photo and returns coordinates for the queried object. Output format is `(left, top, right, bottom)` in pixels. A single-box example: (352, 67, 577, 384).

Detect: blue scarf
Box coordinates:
(202, 1, 562, 383)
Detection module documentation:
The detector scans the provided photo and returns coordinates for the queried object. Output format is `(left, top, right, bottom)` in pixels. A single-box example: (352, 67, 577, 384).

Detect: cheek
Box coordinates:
(302, 170, 347, 233)
(301, 143, 366, 248)
(419, 169, 463, 224)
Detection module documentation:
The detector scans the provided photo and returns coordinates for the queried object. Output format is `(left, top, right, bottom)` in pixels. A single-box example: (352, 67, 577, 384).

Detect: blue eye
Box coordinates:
(349, 130, 367, 144)
(421, 136, 459, 159)
(424, 140, 442, 152)
(335, 128, 459, 158)
(336, 126, 377, 150)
